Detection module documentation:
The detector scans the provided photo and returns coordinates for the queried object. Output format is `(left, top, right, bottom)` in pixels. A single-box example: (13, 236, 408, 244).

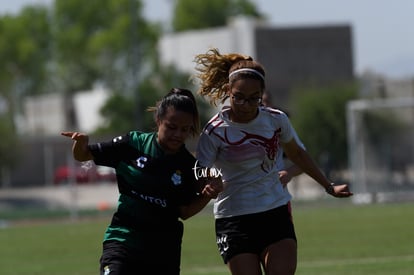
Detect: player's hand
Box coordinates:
(201, 177, 223, 199)
(61, 131, 92, 161)
(278, 170, 292, 187)
(61, 131, 89, 143)
(328, 184, 353, 198)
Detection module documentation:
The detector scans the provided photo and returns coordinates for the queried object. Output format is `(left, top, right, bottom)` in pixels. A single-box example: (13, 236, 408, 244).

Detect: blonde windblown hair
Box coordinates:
(193, 48, 266, 106)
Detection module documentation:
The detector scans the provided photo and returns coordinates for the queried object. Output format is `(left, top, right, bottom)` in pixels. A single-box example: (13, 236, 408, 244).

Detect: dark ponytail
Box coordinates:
(147, 88, 200, 136)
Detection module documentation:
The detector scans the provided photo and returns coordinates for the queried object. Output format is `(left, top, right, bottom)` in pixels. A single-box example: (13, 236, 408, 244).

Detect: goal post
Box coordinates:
(347, 97, 414, 203)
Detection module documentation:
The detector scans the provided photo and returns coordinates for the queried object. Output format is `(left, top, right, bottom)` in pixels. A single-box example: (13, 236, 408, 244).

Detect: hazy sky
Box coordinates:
(1, 0, 413, 78)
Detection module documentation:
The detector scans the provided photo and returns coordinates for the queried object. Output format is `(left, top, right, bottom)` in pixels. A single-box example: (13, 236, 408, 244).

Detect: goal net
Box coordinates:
(347, 97, 414, 203)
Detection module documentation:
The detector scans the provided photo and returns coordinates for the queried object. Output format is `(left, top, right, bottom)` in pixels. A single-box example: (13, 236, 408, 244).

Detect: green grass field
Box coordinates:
(1, 201, 413, 274)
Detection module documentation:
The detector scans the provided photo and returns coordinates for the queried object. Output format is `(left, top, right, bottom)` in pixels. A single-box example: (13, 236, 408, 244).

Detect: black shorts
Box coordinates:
(99, 221, 184, 275)
(215, 203, 297, 264)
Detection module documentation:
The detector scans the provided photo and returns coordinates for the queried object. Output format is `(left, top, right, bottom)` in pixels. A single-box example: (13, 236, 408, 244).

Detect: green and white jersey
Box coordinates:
(89, 131, 200, 246)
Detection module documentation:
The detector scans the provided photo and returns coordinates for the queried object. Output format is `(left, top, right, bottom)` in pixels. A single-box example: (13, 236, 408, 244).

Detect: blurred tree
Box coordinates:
(0, 0, 224, 185)
(0, 113, 20, 184)
(52, 0, 160, 95)
(94, 64, 212, 135)
(0, 6, 50, 175)
(172, 0, 264, 32)
(289, 82, 358, 177)
(94, 93, 136, 135)
(52, 0, 163, 131)
(0, 6, 51, 98)
(0, 0, 223, 139)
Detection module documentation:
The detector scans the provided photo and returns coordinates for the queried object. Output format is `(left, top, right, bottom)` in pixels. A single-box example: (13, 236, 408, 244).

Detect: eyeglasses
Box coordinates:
(231, 94, 262, 105)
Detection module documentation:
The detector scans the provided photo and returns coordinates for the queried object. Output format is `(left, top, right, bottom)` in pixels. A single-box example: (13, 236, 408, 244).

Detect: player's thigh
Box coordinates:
(261, 238, 297, 275)
(228, 253, 262, 275)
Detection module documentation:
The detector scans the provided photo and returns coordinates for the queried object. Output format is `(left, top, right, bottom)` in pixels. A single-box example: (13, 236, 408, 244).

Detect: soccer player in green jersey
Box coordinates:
(62, 88, 223, 275)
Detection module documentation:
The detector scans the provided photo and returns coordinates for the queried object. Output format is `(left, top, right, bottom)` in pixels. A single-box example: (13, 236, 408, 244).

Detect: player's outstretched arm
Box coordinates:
(282, 139, 353, 198)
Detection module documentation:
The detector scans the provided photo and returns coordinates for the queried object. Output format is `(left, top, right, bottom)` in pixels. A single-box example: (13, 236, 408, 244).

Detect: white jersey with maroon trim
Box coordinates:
(197, 106, 297, 218)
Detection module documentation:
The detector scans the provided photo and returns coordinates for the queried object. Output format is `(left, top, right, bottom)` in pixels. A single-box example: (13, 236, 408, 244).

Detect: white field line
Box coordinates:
(184, 254, 414, 274)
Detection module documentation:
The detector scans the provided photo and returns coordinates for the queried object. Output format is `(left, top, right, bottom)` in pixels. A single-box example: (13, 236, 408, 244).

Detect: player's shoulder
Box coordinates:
(124, 131, 157, 151)
(128, 131, 155, 141)
(260, 106, 288, 118)
(202, 107, 229, 135)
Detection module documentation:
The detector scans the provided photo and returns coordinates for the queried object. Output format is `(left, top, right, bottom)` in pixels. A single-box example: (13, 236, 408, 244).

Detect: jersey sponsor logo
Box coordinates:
(131, 190, 168, 207)
(192, 160, 222, 180)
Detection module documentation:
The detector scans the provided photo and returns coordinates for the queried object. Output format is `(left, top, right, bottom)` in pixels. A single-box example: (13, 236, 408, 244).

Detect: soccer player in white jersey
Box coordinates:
(193, 48, 353, 275)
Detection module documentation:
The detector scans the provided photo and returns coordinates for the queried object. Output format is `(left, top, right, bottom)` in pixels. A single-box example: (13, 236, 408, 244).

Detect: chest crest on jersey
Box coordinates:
(171, 170, 182, 186)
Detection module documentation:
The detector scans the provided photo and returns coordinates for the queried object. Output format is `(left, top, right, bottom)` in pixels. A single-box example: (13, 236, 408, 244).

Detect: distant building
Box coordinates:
(359, 71, 414, 99)
(23, 93, 69, 136)
(73, 87, 110, 133)
(159, 16, 354, 108)
(22, 86, 110, 136)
